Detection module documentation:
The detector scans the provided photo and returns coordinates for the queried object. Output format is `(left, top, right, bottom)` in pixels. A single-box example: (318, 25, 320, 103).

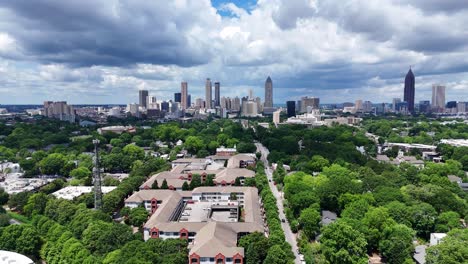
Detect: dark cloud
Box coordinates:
(397, 0, 468, 13)
(0, 0, 216, 67)
(272, 0, 316, 29)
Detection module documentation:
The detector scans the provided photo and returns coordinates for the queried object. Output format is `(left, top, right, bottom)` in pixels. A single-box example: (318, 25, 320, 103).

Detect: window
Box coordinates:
(191, 258, 198, 263)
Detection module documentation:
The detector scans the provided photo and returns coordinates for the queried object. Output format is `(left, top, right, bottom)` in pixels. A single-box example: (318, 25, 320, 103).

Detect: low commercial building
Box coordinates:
(52, 186, 117, 200)
(97, 126, 136, 135)
(0, 250, 34, 264)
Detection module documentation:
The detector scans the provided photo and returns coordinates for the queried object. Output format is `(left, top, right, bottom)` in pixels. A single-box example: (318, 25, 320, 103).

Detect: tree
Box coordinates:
(82, 221, 133, 255)
(184, 136, 204, 154)
(435, 211, 461, 232)
(205, 174, 215, 186)
(362, 207, 396, 250)
(161, 179, 169, 189)
(0, 187, 8, 205)
(320, 220, 368, 264)
(0, 224, 42, 258)
(189, 174, 201, 190)
(182, 181, 189, 191)
(379, 224, 415, 264)
(0, 213, 10, 227)
(410, 202, 437, 239)
(39, 153, 67, 175)
(426, 229, 468, 264)
(151, 179, 159, 189)
(7, 192, 31, 212)
(129, 207, 149, 227)
(298, 206, 321, 240)
(123, 144, 145, 161)
(263, 245, 289, 264)
(70, 167, 92, 179)
(239, 232, 269, 264)
(23, 192, 49, 217)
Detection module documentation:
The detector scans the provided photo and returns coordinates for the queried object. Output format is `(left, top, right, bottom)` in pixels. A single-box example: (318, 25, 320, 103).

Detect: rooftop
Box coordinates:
(52, 186, 117, 200)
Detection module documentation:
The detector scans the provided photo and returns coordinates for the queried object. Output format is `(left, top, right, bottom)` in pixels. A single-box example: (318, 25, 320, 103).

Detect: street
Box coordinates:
(256, 143, 301, 264)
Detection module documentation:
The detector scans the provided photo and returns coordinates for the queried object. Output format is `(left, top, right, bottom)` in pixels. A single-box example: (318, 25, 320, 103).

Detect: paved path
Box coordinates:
(256, 143, 301, 264)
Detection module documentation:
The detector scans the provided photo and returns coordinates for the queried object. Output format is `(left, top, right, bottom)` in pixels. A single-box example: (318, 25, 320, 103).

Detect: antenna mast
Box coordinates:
(93, 139, 103, 210)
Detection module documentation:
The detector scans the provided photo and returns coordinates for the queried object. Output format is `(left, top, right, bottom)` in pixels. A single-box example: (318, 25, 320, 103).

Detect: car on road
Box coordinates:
(281, 218, 286, 223)
(268, 179, 271, 182)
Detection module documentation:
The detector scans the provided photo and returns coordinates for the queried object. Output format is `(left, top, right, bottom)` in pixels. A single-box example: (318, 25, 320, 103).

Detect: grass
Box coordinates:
(7, 211, 31, 224)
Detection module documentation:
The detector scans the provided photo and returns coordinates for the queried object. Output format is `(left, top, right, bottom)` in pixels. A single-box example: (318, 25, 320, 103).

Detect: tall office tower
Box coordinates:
(147, 96, 158, 110)
(286, 101, 296, 117)
(457, 102, 466, 113)
(355, 99, 363, 112)
(139, 90, 149, 108)
(233, 97, 241, 111)
(181, 82, 188, 110)
(363, 101, 373, 112)
(160, 101, 170, 112)
(128, 103, 139, 117)
(297, 100, 302, 113)
(273, 109, 281, 124)
(205, 78, 212, 109)
(174, 93, 181, 103)
(241, 100, 258, 117)
(256, 97, 263, 113)
(404, 68, 415, 113)
(214, 82, 220, 107)
(264, 76, 273, 108)
(301, 96, 320, 112)
(392, 98, 401, 112)
(187, 95, 191, 108)
(432, 85, 446, 112)
(419, 100, 431, 113)
(220, 97, 227, 109)
(195, 98, 204, 108)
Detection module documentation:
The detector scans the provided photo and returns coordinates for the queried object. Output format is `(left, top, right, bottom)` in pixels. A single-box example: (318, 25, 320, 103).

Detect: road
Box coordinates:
(256, 143, 301, 264)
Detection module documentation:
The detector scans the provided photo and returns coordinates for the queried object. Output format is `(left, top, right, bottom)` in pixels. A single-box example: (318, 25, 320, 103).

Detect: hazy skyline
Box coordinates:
(0, 0, 467, 104)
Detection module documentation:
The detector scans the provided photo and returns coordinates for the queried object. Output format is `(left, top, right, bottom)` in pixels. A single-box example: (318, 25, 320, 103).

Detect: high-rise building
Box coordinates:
(432, 85, 446, 112)
(205, 78, 212, 109)
(42, 101, 76, 122)
(457, 102, 466, 113)
(214, 82, 220, 107)
(264, 76, 273, 108)
(128, 103, 139, 117)
(187, 94, 191, 108)
(363, 101, 373, 112)
(174, 93, 181, 103)
(139, 90, 149, 109)
(147, 96, 158, 110)
(273, 109, 281, 124)
(286, 101, 296, 117)
(355, 100, 363, 112)
(392, 98, 401, 112)
(241, 100, 258, 117)
(195, 98, 204, 108)
(160, 101, 170, 112)
(181, 82, 188, 110)
(301, 97, 320, 112)
(404, 68, 415, 113)
(232, 97, 241, 111)
(419, 100, 431, 113)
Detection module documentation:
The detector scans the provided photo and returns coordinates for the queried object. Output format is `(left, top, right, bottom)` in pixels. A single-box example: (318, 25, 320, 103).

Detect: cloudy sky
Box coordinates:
(0, 0, 467, 104)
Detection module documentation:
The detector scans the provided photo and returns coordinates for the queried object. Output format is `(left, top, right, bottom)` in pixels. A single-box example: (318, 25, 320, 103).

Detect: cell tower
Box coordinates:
(93, 139, 103, 210)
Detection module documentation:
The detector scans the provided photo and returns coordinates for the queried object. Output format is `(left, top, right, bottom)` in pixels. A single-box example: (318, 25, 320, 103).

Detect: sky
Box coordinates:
(0, 0, 467, 104)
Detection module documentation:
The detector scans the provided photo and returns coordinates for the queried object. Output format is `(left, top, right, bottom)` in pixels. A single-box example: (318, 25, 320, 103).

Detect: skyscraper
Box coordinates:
(286, 101, 296, 117)
(432, 85, 446, 112)
(301, 96, 320, 112)
(264, 76, 273, 108)
(404, 68, 415, 113)
(392, 98, 401, 112)
(214, 82, 220, 107)
(174, 93, 181, 103)
(205, 78, 212, 109)
(181, 82, 188, 110)
(139, 90, 149, 109)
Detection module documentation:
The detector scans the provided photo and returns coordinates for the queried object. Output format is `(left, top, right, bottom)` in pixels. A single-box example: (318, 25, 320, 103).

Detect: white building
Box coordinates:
(431, 85, 446, 112)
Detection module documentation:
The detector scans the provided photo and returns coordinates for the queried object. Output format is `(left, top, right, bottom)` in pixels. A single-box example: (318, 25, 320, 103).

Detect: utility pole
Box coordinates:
(93, 139, 103, 210)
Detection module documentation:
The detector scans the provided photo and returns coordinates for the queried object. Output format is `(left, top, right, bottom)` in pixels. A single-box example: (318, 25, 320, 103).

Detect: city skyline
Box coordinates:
(0, 1, 467, 104)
